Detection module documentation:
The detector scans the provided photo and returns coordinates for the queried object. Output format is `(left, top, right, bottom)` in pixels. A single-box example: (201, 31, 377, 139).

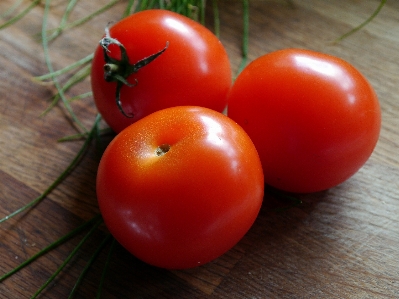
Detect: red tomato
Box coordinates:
(96, 106, 264, 269)
(228, 49, 381, 193)
(91, 10, 232, 133)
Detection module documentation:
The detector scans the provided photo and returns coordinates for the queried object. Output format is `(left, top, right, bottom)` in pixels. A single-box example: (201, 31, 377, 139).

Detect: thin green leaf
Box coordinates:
(212, 0, 220, 38)
(200, 0, 206, 25)
(0, 0, 24, 18)
(0, 115, 101, 224)
(139, 0, 150, 11)
(123, 0, 138, 17)
(40, 63, 92, 117)
(0, 214, 102, 282)
(58, 126, 112, 143)
(41, 0, 87, 132)
(0, 0, 41, 30)
(31, 217, 104, 298)
(235, 0, 249, 79)
(46, 0, 80, 41)
(93, 118, 110, 159)
(68, 91, 93, 102)
(334, 0, 386, 43)
(33, 53, 94, 82)
(96, 238, 116, 299)
(68, 234, 112, 299)
(159, 0, 165, 10)
(55, 0, 121, 35)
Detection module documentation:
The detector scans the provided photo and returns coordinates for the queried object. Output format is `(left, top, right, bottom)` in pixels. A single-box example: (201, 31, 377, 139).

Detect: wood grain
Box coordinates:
(1, 0, 398, 298)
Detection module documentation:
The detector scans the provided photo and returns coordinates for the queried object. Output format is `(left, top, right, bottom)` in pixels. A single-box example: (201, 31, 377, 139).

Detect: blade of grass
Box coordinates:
(0, 0, 41, 30)
(159, 0, 165, 9)
(46, 0, 80, 41)
(58, 126, 112, 143)
(33, 53, 94, 83)
(212, 0, 220, 38)
(40, 63, 92, 117)
(57, 0, 121, 34)
(199, 0, 206, 25)
(0, 114, 101, 224)
(96, 238, 116, 299)
(68, 234, 113, 299)
(93, 117, 110, 159)
(235, 0, 249, 79)
(0, 0, 24, 18)
(0, 214, 102, 282)
(186, 0, 200, 21)
(31, 217, 104, 298)
(334, 0, 386, 43)
(139, 0, 150, 11)
(123, 0, 138, 17)
(173, 0, 184, 15)
(68, 91, 93, 102)
(41, 0, 87, 133)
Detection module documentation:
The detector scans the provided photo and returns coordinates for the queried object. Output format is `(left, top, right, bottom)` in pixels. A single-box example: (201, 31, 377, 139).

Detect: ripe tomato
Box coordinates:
(96, 106, 264, 269)
(228, 49, 381, 193)
(91, 10, 232, 133)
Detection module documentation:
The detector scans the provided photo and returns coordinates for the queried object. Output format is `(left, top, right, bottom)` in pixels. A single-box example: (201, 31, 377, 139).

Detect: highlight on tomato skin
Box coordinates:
(96, 106, 264, 269)
(228, 48, 381, 193)
(91, 10, 232, 133)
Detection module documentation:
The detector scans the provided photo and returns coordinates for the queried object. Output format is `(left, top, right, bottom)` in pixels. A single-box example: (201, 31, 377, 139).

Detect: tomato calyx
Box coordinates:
(99, 27, 169, 118)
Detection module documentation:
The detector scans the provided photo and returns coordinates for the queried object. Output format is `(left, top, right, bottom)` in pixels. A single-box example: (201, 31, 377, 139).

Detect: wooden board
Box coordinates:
(1, 0, 398, 298)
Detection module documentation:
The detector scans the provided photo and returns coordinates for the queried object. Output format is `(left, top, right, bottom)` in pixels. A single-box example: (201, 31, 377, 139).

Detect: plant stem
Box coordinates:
(31, 217, 104, 298)
(58, 126, 112, 143)
(0, 214, 102, 282)
(41, 0, 87, 133)
(46, 0, 80, 41)
(212, 0, 220, 38)
(41, 63, 92, 116)
(68, 91, 93, 102)
(0, 0, 41, 30)
(235, 0, 249, 78)
(33, 53, 94, 82)
(68, 234, 113, 299)
(54, 0, 121, 35)
(0, 0, 24, 18)
(0, 114, 102, 224)
(200, 0, 206, 25)
(123, 0, 138, 17)
(334, 0, 387, 43)
(96, 238, 116, 299)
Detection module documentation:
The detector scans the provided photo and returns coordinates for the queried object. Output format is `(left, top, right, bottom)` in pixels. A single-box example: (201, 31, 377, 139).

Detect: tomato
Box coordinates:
(91, 10, 232, 133)
(96, 106, 264, 269)
(228, 49, 381, 193)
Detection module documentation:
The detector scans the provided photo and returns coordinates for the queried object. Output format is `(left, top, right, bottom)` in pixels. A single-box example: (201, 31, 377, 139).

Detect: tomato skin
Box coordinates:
(96, 106, 264, 269)
(91, 10, 232, 133)
(228, 49, 381, 193)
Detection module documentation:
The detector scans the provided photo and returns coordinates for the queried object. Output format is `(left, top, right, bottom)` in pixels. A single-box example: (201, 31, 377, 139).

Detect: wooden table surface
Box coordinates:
(1, 0, 398, 298)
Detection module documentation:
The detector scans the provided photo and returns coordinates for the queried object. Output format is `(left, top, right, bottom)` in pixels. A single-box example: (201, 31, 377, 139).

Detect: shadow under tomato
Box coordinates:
(203, 178, 361, 297)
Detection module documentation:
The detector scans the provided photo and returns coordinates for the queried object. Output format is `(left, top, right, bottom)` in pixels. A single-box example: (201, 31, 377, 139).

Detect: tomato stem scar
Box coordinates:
(155, 144, 171, 156)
